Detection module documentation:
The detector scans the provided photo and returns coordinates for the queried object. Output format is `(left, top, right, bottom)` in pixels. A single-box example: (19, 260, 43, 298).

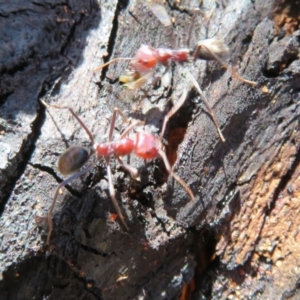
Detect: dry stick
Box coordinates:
(187, 72, 226, 143)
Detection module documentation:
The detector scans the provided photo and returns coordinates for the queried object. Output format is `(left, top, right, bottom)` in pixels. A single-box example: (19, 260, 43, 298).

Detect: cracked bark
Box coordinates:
(0, 0, 300, 299)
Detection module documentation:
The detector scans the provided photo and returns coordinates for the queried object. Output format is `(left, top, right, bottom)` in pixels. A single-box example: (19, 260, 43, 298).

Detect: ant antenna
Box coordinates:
(40, 99, 95, 145)
(94, 57, 134, 72)
(187, 8, 211, 48)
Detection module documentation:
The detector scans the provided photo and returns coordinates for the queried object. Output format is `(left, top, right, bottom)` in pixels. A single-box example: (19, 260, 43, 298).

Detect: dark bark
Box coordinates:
(0, 0, 299, 299)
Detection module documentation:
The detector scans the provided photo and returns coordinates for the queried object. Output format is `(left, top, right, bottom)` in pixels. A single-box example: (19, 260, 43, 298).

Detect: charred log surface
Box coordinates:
(0, 0, 300, 299)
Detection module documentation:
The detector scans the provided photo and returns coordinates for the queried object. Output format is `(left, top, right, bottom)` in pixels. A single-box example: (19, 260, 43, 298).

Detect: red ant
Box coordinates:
(41, 87, 195, 245)
(95, 39, 257, 88)
(94, 4, 257, 88)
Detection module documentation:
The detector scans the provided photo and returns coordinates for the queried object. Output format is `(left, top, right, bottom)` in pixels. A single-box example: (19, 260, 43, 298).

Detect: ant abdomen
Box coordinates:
(193, 38, 229, 61)
(134, 132, 159, 159)
(58, 146, 89, 175)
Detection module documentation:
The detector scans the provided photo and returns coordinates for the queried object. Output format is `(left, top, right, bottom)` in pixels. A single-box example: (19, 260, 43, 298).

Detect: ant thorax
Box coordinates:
(95, 133, 160, 160)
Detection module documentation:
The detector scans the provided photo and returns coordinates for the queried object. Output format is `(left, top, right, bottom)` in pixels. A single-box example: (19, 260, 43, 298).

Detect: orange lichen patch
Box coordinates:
(166, 127, 187, 167)
(216, 132, 299, 267)
(217, 161, 300, 297)
(273, 0, 300, 35)
(253, 162, 300, 293)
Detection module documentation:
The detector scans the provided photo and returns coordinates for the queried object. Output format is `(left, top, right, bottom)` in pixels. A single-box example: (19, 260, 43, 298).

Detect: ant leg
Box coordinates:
(187, 8, 210, 48)
(108, 107, 133, 142)
(160, 89, 188, 139)
(187, 72, 226, 142)
(105, 158, 129, 230)
(118, 120, 144, 178)
(46, 163, 94, 245)
(194, 44, 257, 86)
(120, 120, 144, 139)
(158, 149, 195, 201)
(133, 96, 147, 113)
(117, 121, 144, 179)
(116, 156, 139, 180)
(40, 99, 95, 145)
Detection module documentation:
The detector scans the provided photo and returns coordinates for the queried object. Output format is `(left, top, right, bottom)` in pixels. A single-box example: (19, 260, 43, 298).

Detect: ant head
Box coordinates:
(96, 143, 117, 158)
(58, 146, 89, 175)
(132, 45, 158, 73)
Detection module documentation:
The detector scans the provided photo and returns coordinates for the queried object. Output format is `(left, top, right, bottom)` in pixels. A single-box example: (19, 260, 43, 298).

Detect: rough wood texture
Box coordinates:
(0, 0, 299, 299)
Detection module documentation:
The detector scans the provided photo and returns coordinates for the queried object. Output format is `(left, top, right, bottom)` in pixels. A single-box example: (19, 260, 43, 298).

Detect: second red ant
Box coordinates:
(94, 4, 257, 88)
(41, 84, 198, 245)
